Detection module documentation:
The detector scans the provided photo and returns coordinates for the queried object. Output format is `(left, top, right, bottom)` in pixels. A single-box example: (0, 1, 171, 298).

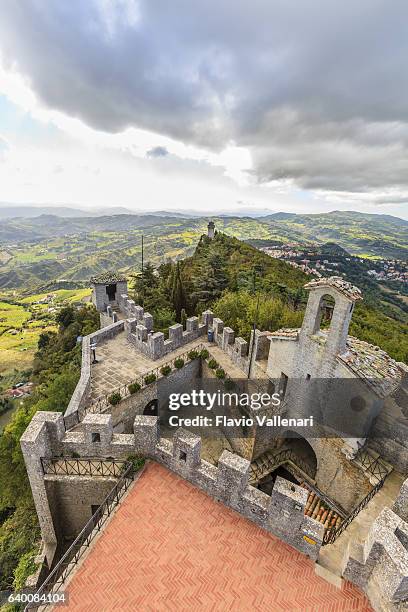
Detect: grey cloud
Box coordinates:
(146, 146, 169, 158)
(1, 1, 408, 192)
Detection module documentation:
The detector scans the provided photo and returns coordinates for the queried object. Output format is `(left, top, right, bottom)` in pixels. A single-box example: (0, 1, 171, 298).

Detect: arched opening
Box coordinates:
(317, 294, 335, 331)
(143, 399, 158, 416)
(278, 431, 318, 478)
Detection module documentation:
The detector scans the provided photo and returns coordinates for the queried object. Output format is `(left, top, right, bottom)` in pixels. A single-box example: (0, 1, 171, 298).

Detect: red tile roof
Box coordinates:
(60, 462, 371, 611)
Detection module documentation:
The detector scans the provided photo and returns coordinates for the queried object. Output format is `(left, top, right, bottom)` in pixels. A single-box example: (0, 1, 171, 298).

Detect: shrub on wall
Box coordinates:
(215, 368, 226, 379)
(160, 365, 172, 376)
(200, 348, 209, 360)
(208, 358, 218, 369)
(144, 373, 157, 385)
(128, 382, 141, 394)
(187, 349, 199, 360)
(126, 455, 145, 472)
(108, 391, 122, 406)
(174, 357, 185, 369)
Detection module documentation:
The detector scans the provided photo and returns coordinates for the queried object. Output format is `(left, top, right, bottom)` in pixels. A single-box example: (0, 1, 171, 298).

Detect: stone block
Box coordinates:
(217, 450, 250, 498)
(202, 310, 214, 327)
(148, 332, 165, 359)
(186, 316, 199, 332)
(125, 318, 137, 335)
(222, 327, 235, 349)
(143, 313, 154, 331)
(127, 299, 136, 315)
(169, 324, 183, 347)
(136, 324, 148, 342)
(269, 476, 307, 527)
(234, 337, 248, 356)
(213, 318, 224, 340)
(134, 415, 159, 455)
(173, 428, 201, 471)
(134, 305, 144, 320)
(82, 413, 113, 448)
(392, 478, 408, 522)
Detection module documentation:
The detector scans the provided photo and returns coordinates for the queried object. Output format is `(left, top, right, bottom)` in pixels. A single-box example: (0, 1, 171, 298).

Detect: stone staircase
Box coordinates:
(249, 448, 316, 486)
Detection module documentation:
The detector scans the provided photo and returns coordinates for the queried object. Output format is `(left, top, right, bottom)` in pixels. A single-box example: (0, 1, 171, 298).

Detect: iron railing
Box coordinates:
(84, 343, 207, 415)
(322, 475, 386, 545)
(353, 449, 389, 484)
(41, 457, 129, 478)
(250, 446, 389, 546)
(25, 462, 135, 611)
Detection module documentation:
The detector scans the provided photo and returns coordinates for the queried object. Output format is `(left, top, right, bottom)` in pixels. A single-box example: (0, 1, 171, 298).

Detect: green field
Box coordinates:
(0, 288, 91, 376)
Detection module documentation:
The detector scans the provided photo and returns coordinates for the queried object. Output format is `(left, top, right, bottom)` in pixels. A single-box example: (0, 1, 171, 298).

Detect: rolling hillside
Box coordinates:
(0, 210, 406, 291)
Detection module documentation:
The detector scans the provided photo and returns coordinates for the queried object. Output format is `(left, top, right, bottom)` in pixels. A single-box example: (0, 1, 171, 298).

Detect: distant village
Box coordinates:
(260, 244, 408, 284)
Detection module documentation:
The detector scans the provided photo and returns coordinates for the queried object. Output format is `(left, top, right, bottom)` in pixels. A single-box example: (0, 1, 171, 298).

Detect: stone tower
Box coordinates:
(91, 272, 128, 313)
(207, 221, 215, 239)
(295, 276, 362, 376)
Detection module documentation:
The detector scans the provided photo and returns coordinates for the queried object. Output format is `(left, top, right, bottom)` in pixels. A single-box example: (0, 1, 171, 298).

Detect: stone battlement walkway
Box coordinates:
(89, 333, 249, 402)
(56, 462, 371, 612)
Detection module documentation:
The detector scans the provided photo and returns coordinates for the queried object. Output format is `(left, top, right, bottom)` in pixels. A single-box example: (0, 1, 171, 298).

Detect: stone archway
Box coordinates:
(276, 430, 318, 479)
(143, 399, 158, 417)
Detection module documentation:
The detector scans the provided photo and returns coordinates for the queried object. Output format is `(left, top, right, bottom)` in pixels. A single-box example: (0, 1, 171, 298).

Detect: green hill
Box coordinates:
(132, 231, 407, 364)
(0, 210, 406, 291)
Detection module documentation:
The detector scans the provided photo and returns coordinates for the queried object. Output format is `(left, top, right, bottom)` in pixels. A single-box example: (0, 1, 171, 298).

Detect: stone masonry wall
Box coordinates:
(21, 410, 325, 562)
(64, 320, 125, 426)
(45, 476, 117, 541)
(343, 480, 408, 608)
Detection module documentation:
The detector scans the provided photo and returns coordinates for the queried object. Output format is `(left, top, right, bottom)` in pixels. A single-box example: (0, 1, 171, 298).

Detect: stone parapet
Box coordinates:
(21, 411, 324, 563)
(343, 476, 408, 608)
(64, 320, 125, 424)
(120, 298, 210, 360)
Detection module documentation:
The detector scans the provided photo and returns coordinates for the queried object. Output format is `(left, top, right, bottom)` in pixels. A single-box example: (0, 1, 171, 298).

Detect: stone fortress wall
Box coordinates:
(21, 410, 324, 562)
(20, 409, 408, 608)
(22, 266, 408, 610)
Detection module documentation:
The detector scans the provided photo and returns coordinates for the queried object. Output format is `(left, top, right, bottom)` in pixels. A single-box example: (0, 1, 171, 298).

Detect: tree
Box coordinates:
(56, 305, 75, 329)
(171, 262, 187, 320)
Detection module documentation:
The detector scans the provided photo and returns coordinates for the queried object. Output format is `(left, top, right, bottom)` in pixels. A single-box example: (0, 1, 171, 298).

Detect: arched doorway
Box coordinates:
(143, 399, 158, 416)
(277, 431, 318, 478)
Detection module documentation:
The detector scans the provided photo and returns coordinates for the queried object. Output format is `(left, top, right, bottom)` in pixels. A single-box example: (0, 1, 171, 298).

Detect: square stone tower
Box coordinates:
(91, 272, 128, 312)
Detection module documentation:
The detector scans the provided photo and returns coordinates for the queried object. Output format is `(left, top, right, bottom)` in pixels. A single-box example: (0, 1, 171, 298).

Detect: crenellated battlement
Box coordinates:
(21, 410, 325, 564)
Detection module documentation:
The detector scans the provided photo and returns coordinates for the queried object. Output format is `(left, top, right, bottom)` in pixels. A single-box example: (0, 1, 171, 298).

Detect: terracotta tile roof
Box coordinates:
(305, 276, 363, 301)
(60, 462, 371, 611)
(339, 336, 406, 396)
(268, 327, 405, 395)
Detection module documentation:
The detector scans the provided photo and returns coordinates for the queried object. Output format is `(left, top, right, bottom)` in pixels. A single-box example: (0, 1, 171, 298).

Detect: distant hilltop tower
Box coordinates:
(207, 220, 215, 239)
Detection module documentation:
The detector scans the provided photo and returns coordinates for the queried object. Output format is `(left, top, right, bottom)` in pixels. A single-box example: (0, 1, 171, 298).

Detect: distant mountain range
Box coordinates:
(0, 210, 406, 291)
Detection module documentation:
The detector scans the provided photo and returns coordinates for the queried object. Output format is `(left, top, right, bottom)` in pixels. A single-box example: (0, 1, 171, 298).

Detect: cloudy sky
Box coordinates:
(0, 0, 407, 218)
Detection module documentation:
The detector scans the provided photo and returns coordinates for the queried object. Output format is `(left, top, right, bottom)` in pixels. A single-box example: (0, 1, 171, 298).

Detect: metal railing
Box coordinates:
(84, 343, 207, 415)
(250, 446, 389, 546)
(322, 475, 386, 545)
(41, 457, 129, 478)
(353, 449, 389, 484)
(26, 462, 135, 611)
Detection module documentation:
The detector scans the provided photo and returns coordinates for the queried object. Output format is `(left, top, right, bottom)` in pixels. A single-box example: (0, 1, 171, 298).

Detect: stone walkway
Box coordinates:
(59, 462, 371, 612)
(318, 469, 405, 577)
(89, 333, 210, 401)
(89, 333, 254, 402)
